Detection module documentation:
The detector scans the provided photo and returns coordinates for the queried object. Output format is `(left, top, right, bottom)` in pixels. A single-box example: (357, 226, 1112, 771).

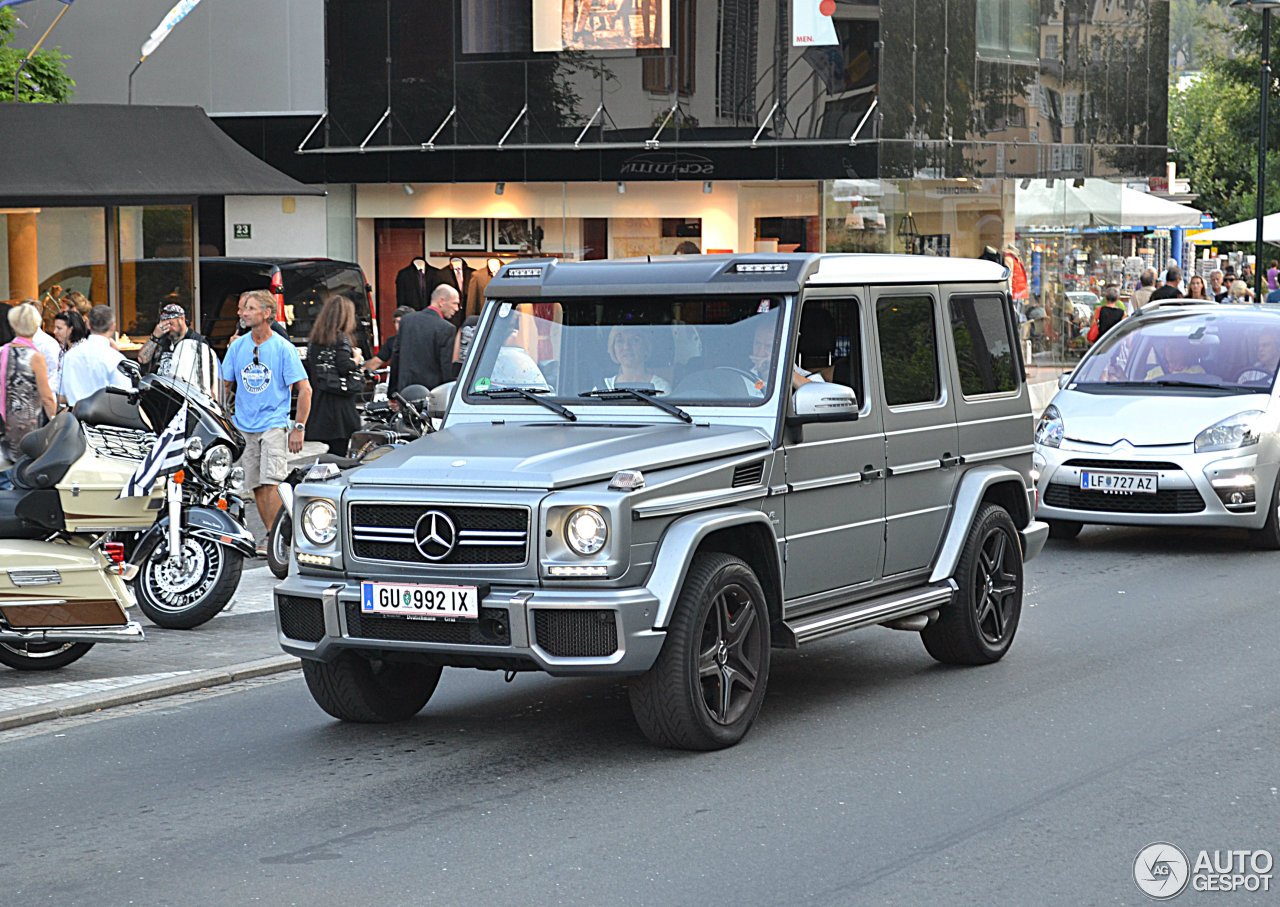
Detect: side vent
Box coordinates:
(732, 461, 765, 488)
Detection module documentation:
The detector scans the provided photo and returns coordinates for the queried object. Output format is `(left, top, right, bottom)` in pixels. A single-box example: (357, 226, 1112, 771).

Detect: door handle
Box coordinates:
(940, 454, 963, 468)
(861, 467, 885, 481)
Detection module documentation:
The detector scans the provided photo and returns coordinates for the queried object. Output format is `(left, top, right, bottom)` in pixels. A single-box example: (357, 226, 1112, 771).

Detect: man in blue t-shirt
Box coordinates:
(223, 289, 312, 545)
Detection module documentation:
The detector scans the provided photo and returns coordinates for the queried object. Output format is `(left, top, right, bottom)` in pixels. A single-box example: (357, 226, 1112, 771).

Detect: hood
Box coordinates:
(348, 421, 772, 489)
(1052, 389, 1270, 446)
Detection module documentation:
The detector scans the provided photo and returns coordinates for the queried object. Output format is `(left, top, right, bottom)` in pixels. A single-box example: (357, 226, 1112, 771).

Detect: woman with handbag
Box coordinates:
(305, 296, 364, 455)
(1086, 286, 1126, 345)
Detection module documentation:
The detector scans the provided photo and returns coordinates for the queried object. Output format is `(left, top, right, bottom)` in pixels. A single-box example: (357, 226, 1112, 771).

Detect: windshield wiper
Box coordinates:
(578, 387, 693, 423)
(477, 385, 577, 421)
(1145, 379, 1233, 390)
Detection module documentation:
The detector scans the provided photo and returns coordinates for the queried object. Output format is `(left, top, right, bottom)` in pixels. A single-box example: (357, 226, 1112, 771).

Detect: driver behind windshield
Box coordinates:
(748, 315, 817, 393)
(1145, 337, 1206, 381)
(1237, 328, 1280, 385)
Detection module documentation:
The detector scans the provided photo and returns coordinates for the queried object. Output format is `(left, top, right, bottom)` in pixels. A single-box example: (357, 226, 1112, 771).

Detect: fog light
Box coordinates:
(548, 565, 609, 577)
(297, 553, 333, 566)
(1230, 491, 1246, 505)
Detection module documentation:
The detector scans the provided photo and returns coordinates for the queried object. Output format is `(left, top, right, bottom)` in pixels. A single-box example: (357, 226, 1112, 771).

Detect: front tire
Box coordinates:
(922, 503, 1023, 665)
(133, 533, 244, 629)
(267, 510, 292, 580)
(302, 652, 442, 722)
(0, 641, 93, 671)
(629, 552, 771, 750)
(1248, 477, 1280, 550)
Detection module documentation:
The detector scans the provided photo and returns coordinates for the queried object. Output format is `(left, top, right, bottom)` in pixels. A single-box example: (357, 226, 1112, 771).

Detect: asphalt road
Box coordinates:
(1, 524, 1277, 906)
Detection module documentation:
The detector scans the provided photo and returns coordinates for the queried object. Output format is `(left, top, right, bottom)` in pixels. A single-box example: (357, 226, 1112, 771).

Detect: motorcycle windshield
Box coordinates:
(166, 338, 226, 411)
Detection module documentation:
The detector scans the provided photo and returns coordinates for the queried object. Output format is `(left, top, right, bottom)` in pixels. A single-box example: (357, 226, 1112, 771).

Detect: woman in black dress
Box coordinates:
(305, 296, 364, 454)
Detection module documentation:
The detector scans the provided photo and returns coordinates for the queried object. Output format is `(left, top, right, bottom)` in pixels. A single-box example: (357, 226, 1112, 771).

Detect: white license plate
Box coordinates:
(1079, 470, 1158, 494)
(360, 582, 480, 620)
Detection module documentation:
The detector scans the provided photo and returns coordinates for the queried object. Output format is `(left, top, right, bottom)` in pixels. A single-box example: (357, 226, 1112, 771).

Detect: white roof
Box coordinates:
(806, 254, 1008, 286)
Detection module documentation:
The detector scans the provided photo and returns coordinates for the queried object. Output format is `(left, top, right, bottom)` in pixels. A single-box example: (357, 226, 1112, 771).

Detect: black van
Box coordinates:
(41, 257, 378, 357)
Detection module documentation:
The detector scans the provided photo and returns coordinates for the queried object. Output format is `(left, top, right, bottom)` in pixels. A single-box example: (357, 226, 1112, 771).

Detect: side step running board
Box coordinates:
(779, 582, 956, 648)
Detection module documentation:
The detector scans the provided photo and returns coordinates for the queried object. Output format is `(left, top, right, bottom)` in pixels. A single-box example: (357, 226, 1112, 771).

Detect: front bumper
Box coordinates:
(274, 575, 666, 677)
(1034, 442, 1276, 529)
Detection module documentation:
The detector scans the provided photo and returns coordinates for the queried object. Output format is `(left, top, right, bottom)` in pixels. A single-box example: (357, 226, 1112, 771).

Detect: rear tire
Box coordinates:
(267, 510, 292, 580)
(629, 552, 770, 750)
(0, 641, 93, 671)
(1248, 477, 1280, 550)
(1046, 518, 1083, 540)
(302, 653, 442, 723)
(923, 504, 1023, 666)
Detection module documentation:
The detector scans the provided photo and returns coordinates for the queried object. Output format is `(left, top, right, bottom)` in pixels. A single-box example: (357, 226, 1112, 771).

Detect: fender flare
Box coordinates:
(132, 506, 257, 562)
(647, 508, 781, 628)
(929, 465, 1031, 584)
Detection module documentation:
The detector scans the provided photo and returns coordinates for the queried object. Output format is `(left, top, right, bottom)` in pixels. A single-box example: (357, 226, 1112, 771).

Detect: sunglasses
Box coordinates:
(253, 344, 260, 366)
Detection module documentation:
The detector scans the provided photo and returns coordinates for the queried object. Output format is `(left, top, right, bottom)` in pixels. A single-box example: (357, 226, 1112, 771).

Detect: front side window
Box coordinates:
(950, 295, 1019, 397)
(463, 295, 786, 407)
(876, 296, 940, 406)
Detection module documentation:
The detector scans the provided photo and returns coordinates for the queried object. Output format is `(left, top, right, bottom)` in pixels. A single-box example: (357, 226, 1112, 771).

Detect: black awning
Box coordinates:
(0, 103, 324, 207)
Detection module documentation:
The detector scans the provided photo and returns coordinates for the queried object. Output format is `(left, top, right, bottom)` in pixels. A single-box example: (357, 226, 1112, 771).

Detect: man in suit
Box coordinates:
(395, 258, 432, 310)
(428, 257, 474, 325)
(391, 285, 459, 392)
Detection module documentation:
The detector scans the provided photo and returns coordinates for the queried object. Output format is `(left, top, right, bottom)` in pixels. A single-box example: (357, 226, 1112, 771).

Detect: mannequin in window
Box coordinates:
(465, 257, 503, 318)
(395, 257, 433, 310)
(428, 256, 474, 326)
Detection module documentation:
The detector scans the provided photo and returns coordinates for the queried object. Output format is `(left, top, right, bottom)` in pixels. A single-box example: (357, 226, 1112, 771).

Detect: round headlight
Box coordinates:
(565, 507, 607, 556)
(203, 444, 233, 483)
(228, 466, 246, 493)
(301, 500, 338, 546)
(185, 436, 205, 460)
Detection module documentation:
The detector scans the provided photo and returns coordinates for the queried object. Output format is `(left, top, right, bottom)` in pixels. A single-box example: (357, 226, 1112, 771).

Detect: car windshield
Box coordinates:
(1072, 311, 1280, 393)
(462, 295, 786, 407)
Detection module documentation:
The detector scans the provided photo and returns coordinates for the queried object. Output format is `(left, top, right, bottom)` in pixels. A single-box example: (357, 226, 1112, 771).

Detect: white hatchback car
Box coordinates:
(1034, 304, 1280, 546)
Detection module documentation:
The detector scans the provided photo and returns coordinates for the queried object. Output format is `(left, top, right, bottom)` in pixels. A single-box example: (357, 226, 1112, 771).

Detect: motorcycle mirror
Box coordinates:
(117, 359, 142, 383)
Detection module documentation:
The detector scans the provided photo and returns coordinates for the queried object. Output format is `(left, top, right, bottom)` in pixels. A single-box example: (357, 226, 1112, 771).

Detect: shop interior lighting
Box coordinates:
(1073, 178, 1086, 188)
(402, 183, 414, 195)
(1020, 178, 1032, 189)
(494, 182, 505, 195)
(617, 181, 626, 194)
(703, 180, 713, 194)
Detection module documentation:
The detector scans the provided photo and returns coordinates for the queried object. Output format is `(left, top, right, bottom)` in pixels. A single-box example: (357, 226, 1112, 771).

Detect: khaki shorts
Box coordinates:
(239, 427, 290, 489)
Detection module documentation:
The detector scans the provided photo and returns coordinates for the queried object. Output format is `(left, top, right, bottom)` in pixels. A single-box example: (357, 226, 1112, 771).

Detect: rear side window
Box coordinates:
(280, 265, 372, 352)
(950, 294, 1019, 396)
(876, 296, 940, 406)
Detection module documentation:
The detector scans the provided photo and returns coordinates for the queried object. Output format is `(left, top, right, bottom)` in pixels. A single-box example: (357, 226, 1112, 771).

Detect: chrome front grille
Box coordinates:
(349, 503, 530, 566)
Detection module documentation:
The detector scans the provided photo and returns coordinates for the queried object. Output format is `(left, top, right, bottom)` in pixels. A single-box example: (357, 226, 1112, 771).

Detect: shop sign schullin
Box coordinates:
(619, 152, 714, 179)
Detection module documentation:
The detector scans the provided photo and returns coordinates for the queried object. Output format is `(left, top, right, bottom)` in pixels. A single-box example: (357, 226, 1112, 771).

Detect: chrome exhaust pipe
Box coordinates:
(0, 621, 146, 645)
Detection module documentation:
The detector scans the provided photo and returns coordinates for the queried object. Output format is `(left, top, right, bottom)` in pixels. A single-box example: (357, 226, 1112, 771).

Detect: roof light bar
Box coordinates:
(735, 262, 789, 273)
(507, 267, 543, 278)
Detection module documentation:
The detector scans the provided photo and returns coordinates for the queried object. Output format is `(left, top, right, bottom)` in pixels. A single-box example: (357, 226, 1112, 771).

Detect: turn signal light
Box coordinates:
(172, 469, 185, 485)
(216, 497, 228, 510)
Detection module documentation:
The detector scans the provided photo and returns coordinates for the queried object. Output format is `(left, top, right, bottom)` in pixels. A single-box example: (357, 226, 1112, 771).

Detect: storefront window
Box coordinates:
(0, 207, 108, 307)
(116, 205, 194, 343)
(823, 179, 1008, 259)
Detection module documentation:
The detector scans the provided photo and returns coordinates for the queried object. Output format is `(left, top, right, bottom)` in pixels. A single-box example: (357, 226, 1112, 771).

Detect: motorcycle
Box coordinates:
(0, 538, 143, 670)
(267, 383, 433, 579)
(0, 339, 255, 630)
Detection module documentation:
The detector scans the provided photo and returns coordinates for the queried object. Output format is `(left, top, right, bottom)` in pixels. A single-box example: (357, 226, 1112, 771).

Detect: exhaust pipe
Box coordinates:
(0, 621, 146, 645)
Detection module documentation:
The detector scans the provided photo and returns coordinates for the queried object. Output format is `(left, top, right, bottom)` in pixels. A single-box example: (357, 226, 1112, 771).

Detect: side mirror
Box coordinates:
(787, 381, 859, 425)
(117, 358, 142, 385)
(428, 381, 455, 420)
(1058, 373, 1072, 389)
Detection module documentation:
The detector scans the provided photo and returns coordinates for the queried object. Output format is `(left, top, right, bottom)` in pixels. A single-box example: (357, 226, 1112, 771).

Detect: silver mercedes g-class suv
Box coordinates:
(275, 254, 1047, 749)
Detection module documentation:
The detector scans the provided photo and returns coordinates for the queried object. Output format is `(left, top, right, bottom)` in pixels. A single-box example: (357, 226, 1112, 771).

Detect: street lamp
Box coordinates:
(1231, 1, 1280, 301)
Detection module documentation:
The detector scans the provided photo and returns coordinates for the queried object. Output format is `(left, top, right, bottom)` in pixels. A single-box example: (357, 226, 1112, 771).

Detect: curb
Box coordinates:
(0, 655, 300, 732)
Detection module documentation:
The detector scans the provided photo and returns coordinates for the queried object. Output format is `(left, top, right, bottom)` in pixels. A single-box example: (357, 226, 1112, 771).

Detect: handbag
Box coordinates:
(311, 342, 351, 394)
(1086, 310, 1100, 344)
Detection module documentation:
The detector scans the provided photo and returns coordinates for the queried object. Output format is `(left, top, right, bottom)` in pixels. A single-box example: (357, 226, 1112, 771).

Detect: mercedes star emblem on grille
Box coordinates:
(414, 510, 458, 560)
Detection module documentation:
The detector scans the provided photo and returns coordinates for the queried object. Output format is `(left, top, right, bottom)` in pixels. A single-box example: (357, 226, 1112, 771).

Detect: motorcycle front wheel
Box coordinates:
(0, 641, 94, 671)
(133, 533, 244, 629)
(267, 510, 291, 580)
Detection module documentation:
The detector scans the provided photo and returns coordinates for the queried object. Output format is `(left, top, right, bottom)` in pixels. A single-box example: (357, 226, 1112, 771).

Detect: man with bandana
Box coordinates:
(222, 289, 311, 551)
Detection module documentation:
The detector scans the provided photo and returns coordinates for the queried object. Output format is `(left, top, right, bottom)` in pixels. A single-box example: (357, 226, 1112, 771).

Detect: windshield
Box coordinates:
(463, 295, 786, 407)
(1072, 311, 1280, 393)
(165, 337, 226, 411)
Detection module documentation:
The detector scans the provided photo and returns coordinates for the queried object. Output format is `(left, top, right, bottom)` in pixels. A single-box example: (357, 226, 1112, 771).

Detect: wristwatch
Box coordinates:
(292, 421, 305, 432)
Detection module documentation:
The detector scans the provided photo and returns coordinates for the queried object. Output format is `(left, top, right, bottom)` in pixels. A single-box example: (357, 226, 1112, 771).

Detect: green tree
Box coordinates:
(0, 9, 75, 103)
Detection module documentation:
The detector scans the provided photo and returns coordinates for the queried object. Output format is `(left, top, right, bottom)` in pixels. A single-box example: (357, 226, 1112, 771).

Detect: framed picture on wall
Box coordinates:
(447, 218, 486, 251)
(493, 217, 532, 252)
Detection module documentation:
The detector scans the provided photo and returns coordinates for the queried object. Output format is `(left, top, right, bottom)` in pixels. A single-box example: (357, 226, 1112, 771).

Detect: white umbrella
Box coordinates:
(1016, 180, 1203, 229)
(1189, 213, 1280, 244)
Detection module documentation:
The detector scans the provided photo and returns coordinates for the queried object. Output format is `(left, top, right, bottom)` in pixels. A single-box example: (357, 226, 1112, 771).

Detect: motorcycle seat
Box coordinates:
(73, 388, 148, 430)
(12, 411, 87, 490)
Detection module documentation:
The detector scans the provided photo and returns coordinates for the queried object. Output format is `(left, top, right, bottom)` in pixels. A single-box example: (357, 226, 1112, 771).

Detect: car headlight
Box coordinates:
(202, 443, 233, 483)
(301, 500, 338, 546)
(1035, 404, 1065, 448)
(1194, 411, 1264, 453)
(565, 507, 607, 556)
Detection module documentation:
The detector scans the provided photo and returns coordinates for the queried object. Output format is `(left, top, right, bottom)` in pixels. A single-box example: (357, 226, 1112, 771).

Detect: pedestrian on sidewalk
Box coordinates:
(305, 296, 364, 455)
(1, 303, 57, 463)
(59, 305, 128, 407)
(222, 289, 311, 554)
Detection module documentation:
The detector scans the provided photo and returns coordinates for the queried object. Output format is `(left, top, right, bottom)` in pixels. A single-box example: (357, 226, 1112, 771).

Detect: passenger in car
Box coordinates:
(603, 326, 671, 393)
(1145, 338, 1207, 381)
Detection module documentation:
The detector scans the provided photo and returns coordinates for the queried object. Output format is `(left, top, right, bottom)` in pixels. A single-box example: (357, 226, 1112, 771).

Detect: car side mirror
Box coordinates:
(787, 381, 859, 425)
(428, 381, 455, 420)
(1058, 373, 1072, 389)
(117, 358, 142, 385)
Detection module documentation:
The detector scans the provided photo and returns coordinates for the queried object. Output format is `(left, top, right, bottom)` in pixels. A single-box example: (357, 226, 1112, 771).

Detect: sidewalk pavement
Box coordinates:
(0, 559, 296, 731)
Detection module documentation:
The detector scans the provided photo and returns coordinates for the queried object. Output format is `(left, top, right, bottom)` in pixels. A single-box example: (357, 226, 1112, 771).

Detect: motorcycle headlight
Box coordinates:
(301, 500, 338, 546)
(1194, 411, 1264, 453)
(202, 443, 233, 483)
(228, 466, 246, 493)
(185, 436, 205, 460)
(1035, 404, 1065, 449)
(564, 507, 607, 556)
